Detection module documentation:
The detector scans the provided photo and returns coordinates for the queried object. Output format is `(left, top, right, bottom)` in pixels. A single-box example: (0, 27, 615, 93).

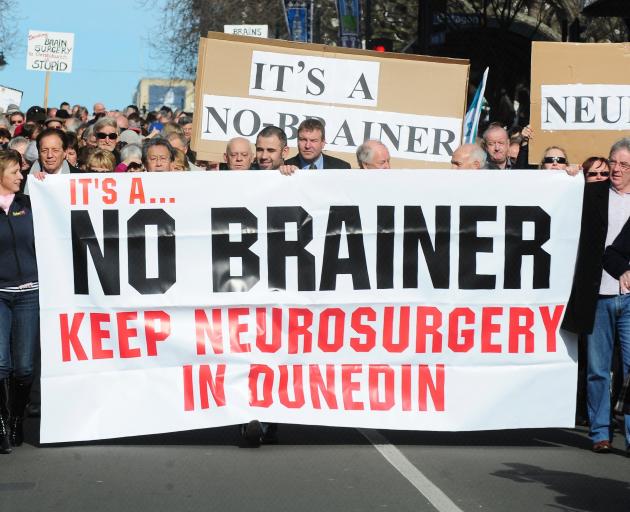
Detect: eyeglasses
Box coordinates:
(96, 132, 117, 140)
(608, 160, 630, 172)
(543, 156, 567, 164)
(587, 171, 610, 177)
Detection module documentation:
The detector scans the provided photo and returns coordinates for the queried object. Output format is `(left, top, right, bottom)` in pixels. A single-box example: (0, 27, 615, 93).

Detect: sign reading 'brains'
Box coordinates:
(192, 32, 469, 168)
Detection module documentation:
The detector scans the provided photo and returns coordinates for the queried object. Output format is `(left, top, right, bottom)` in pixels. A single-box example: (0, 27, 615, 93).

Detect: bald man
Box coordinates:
(223, 137, 255, 170)
(356, 140, 391, 169)
(450, 143, 487, 170)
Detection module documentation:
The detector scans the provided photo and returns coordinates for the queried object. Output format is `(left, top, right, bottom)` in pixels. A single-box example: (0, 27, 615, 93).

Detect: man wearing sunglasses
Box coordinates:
(563, 137, 630, 456)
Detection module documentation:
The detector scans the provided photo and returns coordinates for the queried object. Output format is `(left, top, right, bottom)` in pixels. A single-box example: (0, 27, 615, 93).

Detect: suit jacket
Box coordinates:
(562, 180, 610, 334)
(285, 153, 351, 170)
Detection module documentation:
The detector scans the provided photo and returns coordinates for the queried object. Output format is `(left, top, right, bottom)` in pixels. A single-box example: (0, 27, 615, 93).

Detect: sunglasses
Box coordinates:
(96, 132, 117, 140)
(587, 171, 610, 177)
(543, 156, 567, 164)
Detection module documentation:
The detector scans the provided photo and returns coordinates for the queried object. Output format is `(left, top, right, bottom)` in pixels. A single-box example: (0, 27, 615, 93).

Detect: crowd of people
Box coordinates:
(0, 99, 629, 454)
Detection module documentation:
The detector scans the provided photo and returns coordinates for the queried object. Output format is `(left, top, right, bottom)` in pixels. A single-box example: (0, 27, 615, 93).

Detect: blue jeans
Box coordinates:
(0, 289, 40, 382)
(587, 295, 630, 445)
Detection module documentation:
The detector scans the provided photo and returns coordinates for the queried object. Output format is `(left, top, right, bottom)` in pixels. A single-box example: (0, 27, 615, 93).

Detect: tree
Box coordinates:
(148, 0, 628, 79)
(0, 0, 19, 66)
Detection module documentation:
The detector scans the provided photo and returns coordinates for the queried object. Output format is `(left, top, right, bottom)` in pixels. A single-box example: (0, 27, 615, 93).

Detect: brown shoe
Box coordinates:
(592, 440, 611, 453)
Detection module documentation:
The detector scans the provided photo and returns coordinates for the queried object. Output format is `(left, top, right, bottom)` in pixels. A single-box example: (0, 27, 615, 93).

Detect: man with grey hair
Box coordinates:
(7, 136, 31, 172)
(64, 117, 82, 133)
(166, 132, 204, 171)
(222, 137, 255, 170)
(356, 139, 391, 169)
(482, 123, 511, 169)
(563, 136, 630, 455)
(450, 143, 487, 170)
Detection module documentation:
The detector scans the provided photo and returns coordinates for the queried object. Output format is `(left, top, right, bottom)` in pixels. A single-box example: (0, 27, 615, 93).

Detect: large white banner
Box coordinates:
(30, 170, 582, 443)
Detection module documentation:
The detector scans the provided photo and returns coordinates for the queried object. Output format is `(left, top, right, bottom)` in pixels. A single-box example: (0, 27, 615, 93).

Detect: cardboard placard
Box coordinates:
(192, 32, 469, 168)
(530, 42, 630, 166)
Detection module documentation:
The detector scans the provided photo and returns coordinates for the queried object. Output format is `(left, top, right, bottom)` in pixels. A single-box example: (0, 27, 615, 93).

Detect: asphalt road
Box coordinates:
(1, 419, 629, 512)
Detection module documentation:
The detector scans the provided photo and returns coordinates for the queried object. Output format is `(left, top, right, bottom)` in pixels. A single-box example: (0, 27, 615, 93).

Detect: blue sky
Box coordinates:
(1, 0, 171, 111)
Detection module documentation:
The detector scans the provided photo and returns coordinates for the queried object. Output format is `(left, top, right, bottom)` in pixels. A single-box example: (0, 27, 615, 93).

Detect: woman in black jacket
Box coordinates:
(0, 150, 39, 454)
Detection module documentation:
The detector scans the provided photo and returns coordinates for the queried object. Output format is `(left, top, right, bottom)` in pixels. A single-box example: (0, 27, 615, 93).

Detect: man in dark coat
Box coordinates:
(562, 137, 630, 455)
(282, 119, 351, 171)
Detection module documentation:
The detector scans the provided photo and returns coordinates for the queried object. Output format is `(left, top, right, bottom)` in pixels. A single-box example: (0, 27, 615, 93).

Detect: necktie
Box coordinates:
(308, 163, 317, 170)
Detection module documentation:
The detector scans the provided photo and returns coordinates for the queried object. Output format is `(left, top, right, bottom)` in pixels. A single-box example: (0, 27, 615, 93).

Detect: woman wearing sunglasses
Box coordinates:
(582, 157, 610, 183)
(539, 146, 569, 170)
(92, 117, 120, 163)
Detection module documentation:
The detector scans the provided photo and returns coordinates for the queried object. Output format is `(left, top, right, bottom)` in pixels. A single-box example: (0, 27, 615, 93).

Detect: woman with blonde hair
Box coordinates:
(85, 148, 116, 172)
(0, 150, 39, 453)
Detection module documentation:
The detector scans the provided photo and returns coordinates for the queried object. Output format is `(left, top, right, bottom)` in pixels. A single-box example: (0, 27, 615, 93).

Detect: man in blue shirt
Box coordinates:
(282, 119, 351, 172)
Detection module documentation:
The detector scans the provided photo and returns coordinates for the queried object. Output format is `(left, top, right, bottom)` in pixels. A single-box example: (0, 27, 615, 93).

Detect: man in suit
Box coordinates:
(563, 137, 630, 455)
(279, 119, 351, 175)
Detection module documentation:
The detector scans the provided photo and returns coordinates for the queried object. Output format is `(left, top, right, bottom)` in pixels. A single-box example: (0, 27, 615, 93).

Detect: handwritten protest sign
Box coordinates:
(31, 170, 581, 443)
(192, 32, 469, 168)
(27, 30, 74, 73)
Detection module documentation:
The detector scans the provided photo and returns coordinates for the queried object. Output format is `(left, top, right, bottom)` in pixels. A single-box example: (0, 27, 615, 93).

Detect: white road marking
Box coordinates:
(359, 428, 464, 512)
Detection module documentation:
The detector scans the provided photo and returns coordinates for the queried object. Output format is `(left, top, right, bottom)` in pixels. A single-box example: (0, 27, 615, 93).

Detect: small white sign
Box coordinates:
(27, 30, 75, 73)
(224, 25, 268, 38)
(0, 85, 23, 112)
(249, 51, 381, 107)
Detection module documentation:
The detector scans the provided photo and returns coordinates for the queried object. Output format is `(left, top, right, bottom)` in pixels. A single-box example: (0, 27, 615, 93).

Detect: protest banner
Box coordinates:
(27, 30, 75, 73)
(30, 170, 581, 443)
(530, 42, 630, 165)
(192, 32, 469, 168)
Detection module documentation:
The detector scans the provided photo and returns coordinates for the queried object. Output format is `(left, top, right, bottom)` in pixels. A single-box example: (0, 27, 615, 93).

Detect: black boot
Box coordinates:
(10, 379, 32, 447)
(0, 378, 11, 454)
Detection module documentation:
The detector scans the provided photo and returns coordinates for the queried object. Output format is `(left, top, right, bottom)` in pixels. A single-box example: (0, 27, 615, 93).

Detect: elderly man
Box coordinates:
(356, 139, 391, 169)
(93, 102, 106, 118)
(221, 137, 255, 170)
(482, 123, 511, 169)
(563, 137, 630, 455)
(142, 139, 175, 172)
(450, 143, 487, 170)
(166, 132, 205, 171)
